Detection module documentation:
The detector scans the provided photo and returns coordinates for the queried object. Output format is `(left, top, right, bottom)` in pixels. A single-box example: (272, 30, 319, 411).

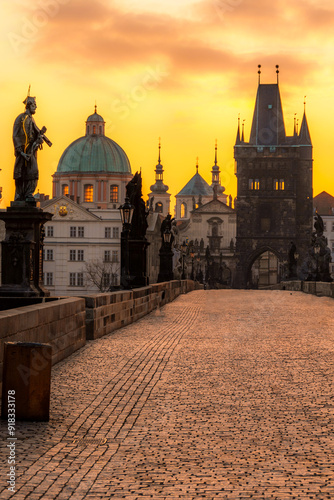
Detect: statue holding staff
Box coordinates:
(13, 89, 52, 203)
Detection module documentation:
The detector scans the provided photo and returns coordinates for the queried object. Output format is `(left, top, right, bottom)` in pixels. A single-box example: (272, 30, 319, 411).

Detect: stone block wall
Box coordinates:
(85, 280, 194, 340)
(280, 281, 334, 298)
(0, 297, 86, 384)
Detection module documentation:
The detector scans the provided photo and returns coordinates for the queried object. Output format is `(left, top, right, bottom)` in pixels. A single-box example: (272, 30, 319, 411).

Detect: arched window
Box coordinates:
(212, 223, 218, 236)
(84, 184, 94, 202)
(110, 185, 118, 203)
(181, 202, 187, 218)
(99, 126, 102, 134)
(155, 202, 163, 213)
(93, 125, 96, 134)
(62, 184, 69, 196)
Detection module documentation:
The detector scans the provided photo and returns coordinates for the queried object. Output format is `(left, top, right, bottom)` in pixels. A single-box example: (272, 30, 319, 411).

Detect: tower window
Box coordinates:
(93, 125, 96, 134)
(274, 179, 285, 190)
(110, 185, 118, 203)
(99, 126, 102, 134)
(279, 179, 285, 190)
(155, 202, 163, 213)
(62, 184, 69, 196)
(249, 179, 260, 190)
(84, 184, 94, 202)
(254, 179, 260, 190)
(181, 202, 187, 218)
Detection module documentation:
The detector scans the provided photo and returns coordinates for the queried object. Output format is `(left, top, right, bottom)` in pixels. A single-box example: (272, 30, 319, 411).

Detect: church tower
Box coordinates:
(234, 66, 313, 288)
(147, 139, 171, 216)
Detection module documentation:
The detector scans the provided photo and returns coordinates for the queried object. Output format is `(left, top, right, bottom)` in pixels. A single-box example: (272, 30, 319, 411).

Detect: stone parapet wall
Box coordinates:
(85, 280, 194, 340)
(0, 297, 86, 383)
(279, 281, 334, 297)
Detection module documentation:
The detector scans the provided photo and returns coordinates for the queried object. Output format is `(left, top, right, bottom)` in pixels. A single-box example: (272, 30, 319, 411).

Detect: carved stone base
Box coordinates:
(0, 206, 53, 297)
(158, 245, 174, 283)
(128, 239, 150, 288)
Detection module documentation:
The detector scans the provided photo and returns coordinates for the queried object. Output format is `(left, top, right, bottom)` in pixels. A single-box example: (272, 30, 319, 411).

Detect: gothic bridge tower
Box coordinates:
(234, 66, 313, 288)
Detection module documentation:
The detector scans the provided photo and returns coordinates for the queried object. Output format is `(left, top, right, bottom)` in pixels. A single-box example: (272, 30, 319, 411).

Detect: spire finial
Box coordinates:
(258, 64, 261, 84)
(214, 139, 218, 166)
(304, 95, 307, 113)
(196, 157, 199, 173)
(242, 119, 245, 142)
(94, 101, 97, 114)
(276, 64, 279, 84)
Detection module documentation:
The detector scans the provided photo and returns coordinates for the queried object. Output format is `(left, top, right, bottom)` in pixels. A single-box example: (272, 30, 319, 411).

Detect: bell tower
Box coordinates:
(234, 66, 313, 288)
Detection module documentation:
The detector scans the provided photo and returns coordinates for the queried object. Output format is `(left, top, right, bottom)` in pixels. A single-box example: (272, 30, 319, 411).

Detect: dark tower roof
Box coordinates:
(249, 83, 286, 145)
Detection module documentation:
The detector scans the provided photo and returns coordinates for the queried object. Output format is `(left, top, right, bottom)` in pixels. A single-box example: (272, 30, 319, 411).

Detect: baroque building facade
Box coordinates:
(234, 70, 313, 287)
(42, 108, 133, 295)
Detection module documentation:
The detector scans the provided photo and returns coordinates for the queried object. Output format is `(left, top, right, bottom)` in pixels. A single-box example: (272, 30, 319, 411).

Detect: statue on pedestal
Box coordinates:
(13, 90, 52, 203)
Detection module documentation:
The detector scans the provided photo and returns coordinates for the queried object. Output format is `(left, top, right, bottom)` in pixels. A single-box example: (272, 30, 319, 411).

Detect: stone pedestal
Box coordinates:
(158, 245, 174, 283)
(0, 205, 53, 297)
(128, 239, 150, 288)
(1, 342, 52, 421)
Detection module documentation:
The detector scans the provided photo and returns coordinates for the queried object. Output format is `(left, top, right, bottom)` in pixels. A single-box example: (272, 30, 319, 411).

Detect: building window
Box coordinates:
(155, 202, 163, 213)
(112, 250, 119, 262)
(78, 226, 84, 237)
(93, 125, 96, 134)
(47, 226, 54, 237)
(113, 227, 119, 239)
(70, 250, 76, 261)
(105, 227, 111, 238)
(45, 272, 53, 286)
(70, 226, 77, 238)
(110, 185, 119, 203)
(274, 179, 279, 190)
(249, 179, 254, 190)
(46, 249, 53, 261)
(84, 185, 94, 202)
(111, 273, 118, 285)
(249, 179, 260, 190)
(99, 126, 102, 134)
(181, 202, 187, 218)
(69, 272, 84, 286)
(279, 179, 285, 190)
(104, 250, 111, 262)
(78, 250, 84, 261)
(254, 179, 260, 190)
(274, 179, 285, 190)
(62, 184, 69, 196)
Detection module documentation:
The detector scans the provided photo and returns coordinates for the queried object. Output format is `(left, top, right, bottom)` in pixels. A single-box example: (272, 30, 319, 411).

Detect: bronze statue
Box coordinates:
(126, 172, 148, 240)
(13, 93, 52, 203)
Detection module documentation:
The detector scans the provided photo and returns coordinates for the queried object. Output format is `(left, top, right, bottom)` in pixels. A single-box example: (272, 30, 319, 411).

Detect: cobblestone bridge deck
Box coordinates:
(1, 290, 334, 499)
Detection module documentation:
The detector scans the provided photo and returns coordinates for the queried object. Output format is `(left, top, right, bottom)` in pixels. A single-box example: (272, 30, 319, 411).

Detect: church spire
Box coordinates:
(241, 120, 245, 142)
(298, 98, 312, 145)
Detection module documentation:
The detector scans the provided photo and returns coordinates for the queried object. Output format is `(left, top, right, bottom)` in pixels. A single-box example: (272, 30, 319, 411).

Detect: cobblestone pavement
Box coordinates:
(1, 290, 334, 499)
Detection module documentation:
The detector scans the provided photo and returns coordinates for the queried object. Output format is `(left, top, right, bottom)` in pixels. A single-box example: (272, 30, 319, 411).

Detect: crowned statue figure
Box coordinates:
(13, 87, 52, 203)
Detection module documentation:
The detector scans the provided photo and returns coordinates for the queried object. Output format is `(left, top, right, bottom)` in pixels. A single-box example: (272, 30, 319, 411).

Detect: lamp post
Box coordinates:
(158, 225, 174, 283)
(119, 197, 134, 289)
(181, 240, 187, 280)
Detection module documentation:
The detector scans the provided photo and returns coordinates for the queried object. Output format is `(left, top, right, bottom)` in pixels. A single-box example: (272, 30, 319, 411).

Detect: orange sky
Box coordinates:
(1, 0, 334, 210)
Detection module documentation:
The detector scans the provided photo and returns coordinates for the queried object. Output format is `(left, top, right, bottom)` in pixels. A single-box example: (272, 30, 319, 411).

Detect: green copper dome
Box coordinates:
(56, 109, 132, 174)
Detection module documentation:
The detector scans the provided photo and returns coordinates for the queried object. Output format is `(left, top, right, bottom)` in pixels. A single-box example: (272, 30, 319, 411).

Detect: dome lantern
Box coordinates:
(86, 105, 106, 136)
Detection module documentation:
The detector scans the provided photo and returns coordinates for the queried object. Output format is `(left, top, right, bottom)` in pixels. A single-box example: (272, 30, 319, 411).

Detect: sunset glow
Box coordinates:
(1, 0, 334, 208)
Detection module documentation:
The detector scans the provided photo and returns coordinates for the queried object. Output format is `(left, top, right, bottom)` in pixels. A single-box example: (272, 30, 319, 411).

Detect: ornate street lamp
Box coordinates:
(158, 225, 174, 283)
(119, 197, 134, 289)
(181, 240, 187, 280)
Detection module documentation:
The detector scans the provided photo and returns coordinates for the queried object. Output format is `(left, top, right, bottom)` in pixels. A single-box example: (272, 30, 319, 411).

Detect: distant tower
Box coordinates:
(211, 140, 227, 202)
(148, 139, 171, 216)
(234, 66, 313, 288)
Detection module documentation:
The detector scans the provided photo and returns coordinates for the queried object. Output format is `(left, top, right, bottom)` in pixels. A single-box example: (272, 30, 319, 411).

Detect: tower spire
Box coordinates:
(241, 120, 245, 142)
(196, 157, 199, 173)
(258, 64, 261, 84)
(235, 115, 241, 145)
(158, 137, 161, 164)
(276, 64, 279, 84)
